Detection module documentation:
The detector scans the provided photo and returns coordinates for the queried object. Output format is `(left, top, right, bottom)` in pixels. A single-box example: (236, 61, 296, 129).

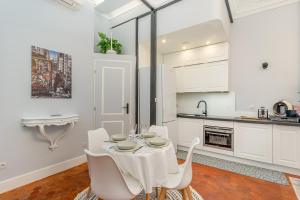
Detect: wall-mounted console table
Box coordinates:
(21, 114, 79, 150)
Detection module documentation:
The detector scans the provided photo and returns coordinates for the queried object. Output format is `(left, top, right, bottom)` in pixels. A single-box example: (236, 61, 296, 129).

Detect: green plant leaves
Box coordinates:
(96, 32, 122, 54)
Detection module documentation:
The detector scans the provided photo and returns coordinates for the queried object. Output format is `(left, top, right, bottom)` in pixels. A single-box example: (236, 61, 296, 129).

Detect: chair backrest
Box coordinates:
(88, 128, 109, 153)
(177, 137, 200, 189)
(148, 125, 169, 139)
(85, 150, 135, 200)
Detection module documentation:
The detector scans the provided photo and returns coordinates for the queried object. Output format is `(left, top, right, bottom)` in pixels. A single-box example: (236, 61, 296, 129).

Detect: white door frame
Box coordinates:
(93, 54, 136, 132)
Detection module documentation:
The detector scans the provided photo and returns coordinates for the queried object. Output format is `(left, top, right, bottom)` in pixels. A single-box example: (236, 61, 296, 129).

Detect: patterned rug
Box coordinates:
(75, 187, 204, 200)
(177, 150, 289, 185)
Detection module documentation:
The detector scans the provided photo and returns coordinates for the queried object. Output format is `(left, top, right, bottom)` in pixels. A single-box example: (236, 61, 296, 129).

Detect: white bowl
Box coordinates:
(148, 137, 167, 146)
(111, 134, 127, 141)
(142, 132, 156, 138)
(117, 141, 136, 150)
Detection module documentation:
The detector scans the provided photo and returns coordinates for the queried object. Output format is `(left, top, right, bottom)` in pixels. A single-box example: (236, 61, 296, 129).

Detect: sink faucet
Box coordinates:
(197, 100, 207, 116)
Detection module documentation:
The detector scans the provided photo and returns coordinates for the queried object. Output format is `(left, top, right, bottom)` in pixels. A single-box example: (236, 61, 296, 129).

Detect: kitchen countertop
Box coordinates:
(177, 113, 300, 127)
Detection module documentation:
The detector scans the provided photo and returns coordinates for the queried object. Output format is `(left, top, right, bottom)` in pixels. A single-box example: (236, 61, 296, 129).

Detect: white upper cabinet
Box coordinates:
(176, 61, 229, 93)
(164, 42, 229, 68)
(273, 125, 300, 168)
(165, 42, 230, 93)
(177, 118, 203, 148)
(234, 122, 273, 163)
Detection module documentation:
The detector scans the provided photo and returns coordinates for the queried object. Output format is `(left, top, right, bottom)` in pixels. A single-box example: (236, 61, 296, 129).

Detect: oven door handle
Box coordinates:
(205, 132, 230, 137)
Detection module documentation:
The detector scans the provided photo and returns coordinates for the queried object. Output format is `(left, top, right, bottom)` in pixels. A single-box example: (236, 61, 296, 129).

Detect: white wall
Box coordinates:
(112, 20, 136, 55)
(94, 11, 110, 53)
(230, 2, 300, 112)
(0, 0, 94, 181)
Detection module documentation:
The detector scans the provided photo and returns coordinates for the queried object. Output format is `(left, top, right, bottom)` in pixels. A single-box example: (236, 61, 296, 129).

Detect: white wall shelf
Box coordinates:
(21, 114, 79, 151)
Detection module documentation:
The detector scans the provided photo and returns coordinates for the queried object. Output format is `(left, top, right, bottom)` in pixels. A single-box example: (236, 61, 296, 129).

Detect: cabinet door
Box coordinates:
(273, 125, 300, 168)
(176, 61, 229, 93)
(178, 118, 203, 148)
(234, 123, 273, 163)
(164, 43, 229, 68)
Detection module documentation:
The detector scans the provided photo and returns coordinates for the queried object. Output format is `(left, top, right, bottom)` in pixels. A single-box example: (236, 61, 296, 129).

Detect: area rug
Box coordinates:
(177, 150, 289, 185)
(74, 187, 204, 200)
(290, 177, 300, 199)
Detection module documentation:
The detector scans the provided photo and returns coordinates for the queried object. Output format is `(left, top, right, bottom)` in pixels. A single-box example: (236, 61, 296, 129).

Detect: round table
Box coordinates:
(102, 137, 179, 194)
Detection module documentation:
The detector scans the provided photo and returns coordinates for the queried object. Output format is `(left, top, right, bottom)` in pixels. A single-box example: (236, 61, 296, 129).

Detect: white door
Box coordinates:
(273, 125, 300, 168)
(94, 55, 135, 136)
(234, 122, 273, 163)
(162, 64, 177, 122)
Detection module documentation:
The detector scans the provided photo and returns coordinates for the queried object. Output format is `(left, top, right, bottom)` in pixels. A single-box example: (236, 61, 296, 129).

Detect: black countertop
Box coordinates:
(177, 113, 300, 127)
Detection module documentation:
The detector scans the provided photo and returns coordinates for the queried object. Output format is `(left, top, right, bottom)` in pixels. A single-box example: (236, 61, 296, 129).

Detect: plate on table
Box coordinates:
(111, 134, 127, 142)
(146, 137, 170, 148)
(113, 144, 142, 152)
(142, 132, 156, 138)
(117, 141, 137, 150)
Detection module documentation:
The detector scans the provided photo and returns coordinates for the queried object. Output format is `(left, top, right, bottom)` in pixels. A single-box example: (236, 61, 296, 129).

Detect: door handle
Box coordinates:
(122, 103, 129, 114)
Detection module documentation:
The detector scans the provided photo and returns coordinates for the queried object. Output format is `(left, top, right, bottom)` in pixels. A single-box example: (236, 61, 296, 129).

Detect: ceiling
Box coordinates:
(95, 0, 132, 14)
(94, 0, 300, 23)
(139, 20, 227, 54)
(95, 0, 174, 19)
(229, 0, 300, 18)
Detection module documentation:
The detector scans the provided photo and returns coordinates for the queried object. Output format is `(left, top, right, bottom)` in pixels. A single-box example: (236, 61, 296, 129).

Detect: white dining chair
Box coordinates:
(88, 128, 109, 153)
(159, 137, 200, 200)
(85, 150, 143, 200)
(148, 125, 169, 139)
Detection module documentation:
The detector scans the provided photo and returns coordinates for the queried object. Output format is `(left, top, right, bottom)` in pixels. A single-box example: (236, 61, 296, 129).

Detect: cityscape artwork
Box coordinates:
(31, 46, 72, 98)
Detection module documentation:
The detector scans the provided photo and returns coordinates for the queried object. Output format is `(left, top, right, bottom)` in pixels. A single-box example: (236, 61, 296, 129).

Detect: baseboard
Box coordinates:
(0, 155, 87, 194)
(178, 146, 300, 176)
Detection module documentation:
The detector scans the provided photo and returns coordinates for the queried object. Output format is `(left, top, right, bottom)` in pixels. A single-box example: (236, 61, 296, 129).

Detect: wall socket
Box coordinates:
(0, 162, 7, 169)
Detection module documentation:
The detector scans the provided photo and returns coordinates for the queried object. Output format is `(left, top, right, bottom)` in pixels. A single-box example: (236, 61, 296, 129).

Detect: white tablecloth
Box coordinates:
(102, 138, 179, 193)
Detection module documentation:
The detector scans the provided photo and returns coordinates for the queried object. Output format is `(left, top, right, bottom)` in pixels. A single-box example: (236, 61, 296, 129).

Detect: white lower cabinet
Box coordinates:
(273, 125, 300, 168)
(177, 118, 203, 148)
(234, 122, 273, 163)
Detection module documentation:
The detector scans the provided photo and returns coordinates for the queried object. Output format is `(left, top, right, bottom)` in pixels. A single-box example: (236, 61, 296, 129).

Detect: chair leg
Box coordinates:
(156, 187, 159, 198)
(186, 186, 193, 200)
(146, 193, 151, 200)
(131, 198, 137, 200)
(86, 187, 92, 200)
(180, 189, 187, 200)
(159, 188, 167, 200)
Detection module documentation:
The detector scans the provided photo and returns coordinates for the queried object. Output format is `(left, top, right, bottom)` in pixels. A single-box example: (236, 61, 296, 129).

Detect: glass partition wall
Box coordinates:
(110, 1, 185, 134)
(137, 16, 151, 133)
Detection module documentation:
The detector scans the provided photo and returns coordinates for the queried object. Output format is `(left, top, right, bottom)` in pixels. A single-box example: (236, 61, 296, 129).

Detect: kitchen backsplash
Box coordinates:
(176, 92, 236, 117)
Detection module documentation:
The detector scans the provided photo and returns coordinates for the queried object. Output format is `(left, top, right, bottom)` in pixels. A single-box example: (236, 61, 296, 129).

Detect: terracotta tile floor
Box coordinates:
(0, 161, 297, 200)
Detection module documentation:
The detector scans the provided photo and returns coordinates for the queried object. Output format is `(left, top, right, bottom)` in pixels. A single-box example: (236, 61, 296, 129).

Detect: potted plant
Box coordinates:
(96, 32, 122, 54)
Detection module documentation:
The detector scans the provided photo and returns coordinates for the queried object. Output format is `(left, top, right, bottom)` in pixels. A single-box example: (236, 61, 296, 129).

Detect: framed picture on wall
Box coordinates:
(31, 46, 72, 98)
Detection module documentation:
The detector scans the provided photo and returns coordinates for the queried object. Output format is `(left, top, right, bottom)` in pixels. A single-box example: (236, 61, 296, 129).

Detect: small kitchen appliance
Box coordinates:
(273, 100, 293, 117)
(258, 107, 268, 119)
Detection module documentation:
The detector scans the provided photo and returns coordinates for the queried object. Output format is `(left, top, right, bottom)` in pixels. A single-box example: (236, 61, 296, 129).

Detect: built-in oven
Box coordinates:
(203, 125, 234, 151)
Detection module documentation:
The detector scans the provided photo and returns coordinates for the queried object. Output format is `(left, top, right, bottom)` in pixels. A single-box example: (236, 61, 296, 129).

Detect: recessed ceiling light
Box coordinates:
(162, 39, 166, 44)
(182, 42, 189, 50)
(206, 41, 211, 45)
(95, 0, 105, 6)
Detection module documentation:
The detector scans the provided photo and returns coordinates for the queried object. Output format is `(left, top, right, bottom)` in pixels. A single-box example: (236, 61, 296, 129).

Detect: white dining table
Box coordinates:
(102, 137, 179, 194)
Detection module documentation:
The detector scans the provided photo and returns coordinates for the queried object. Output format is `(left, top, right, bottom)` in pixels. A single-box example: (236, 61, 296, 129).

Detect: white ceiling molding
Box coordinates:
(94, 0, 175, 20)
(109, 0, 142, 19)
(229, 0, 300, 19)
